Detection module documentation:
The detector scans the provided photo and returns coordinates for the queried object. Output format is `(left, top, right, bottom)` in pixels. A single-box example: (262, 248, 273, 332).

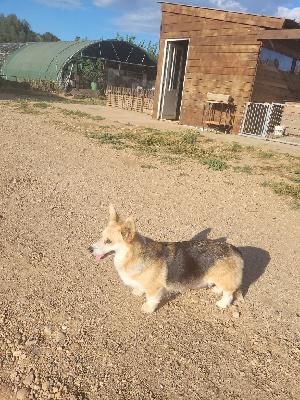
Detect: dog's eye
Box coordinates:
(105, 238, 112, 244)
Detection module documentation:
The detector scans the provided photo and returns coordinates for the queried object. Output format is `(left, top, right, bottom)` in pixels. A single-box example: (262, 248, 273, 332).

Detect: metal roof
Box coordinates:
(1, 40, 157, 81)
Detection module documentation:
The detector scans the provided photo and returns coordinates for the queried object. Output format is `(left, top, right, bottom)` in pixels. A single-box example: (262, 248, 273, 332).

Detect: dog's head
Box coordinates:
(89, 204, 136, 260)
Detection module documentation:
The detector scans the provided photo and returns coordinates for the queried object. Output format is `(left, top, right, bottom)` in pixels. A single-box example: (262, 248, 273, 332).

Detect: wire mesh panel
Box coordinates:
(240, 102, 300, 145)
(240, 103, 270, 137)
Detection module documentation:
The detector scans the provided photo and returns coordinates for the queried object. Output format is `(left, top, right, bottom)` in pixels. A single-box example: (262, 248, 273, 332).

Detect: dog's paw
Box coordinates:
(141, 302, 156, 313)
(216, 299, 228, 309)
(132, 288, 144, 297)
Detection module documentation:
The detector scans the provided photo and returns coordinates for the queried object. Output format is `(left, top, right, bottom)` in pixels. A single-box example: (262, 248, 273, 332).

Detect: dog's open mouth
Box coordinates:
(95, 251, 115, 261)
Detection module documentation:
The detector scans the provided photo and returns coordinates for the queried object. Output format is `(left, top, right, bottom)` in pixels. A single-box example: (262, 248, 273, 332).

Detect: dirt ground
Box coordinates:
(0, 95, 299, 400)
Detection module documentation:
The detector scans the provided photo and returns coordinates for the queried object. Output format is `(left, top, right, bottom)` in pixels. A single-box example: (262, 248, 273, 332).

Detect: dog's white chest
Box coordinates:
(114, 252, 141, 289)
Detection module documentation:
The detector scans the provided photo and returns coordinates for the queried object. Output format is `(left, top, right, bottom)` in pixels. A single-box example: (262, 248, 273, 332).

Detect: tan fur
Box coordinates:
(89, 205, 244, 313)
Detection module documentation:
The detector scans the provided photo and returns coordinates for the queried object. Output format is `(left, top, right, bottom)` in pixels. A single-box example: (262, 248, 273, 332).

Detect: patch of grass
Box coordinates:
(182, 131, 198, 145)
(137, 134, 173, 148)
(85, 131, 125, 147)
(33, 102, 50, 108)
(230, 142, 243, 152)
(141, 164, 158, 169)
(257, 150, 275, 159)
(292, 202, 300, 209)
(60, 98, 106, 106)
(245, 145, 256, 152)
(261, 181, 300, 201)
(62, 109, 90, 118)
(199, 158, 228, 171)
(272, 183, 300, 199)
(233, 166, 252, 174)
(90, 115, 105, 121)
(160, 155, 182, 165)
(202, 138, 214, 143)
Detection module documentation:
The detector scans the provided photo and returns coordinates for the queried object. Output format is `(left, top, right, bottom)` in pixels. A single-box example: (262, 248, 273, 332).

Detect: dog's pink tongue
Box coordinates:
(96, 255, 103, 261)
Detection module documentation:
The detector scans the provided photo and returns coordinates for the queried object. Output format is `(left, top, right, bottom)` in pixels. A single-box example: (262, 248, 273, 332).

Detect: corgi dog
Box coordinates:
(89, 204, 244, 313)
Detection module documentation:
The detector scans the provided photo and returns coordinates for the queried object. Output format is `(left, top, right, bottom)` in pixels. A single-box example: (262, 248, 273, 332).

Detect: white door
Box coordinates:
(160, 42, 184, 120)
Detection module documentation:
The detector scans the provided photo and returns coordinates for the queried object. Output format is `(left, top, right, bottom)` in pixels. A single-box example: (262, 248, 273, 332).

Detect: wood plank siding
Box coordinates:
(153, 2, 292, 133)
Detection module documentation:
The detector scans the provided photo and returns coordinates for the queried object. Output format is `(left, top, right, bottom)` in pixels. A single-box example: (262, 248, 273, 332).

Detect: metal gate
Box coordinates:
(240, 102, 300, 146)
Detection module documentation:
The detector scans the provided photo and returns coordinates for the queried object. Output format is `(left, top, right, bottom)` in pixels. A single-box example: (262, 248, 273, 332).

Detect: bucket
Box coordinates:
(274, 126, 285, 137)
(91, 82, 98, 91)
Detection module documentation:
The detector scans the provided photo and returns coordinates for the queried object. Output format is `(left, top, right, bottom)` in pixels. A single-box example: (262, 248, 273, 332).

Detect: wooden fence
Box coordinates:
(105, 85, 154, 115)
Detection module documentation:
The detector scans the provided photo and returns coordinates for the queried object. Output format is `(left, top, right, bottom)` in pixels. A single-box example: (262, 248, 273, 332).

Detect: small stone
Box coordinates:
(17, 388, 30, 400)
(23, 372, 34, 385)
(44, 326, 52, 336)
(232, 311, 240, 318)
(13, 350, 22, 358)
(42, 380, 50, 391)
(55, 332, 66, 343)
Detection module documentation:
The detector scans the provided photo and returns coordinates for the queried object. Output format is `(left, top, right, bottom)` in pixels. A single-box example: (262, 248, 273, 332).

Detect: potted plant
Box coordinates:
(82, 59, 104, 90)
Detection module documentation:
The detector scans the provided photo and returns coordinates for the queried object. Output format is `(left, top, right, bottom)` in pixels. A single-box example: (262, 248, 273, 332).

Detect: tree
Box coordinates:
(115, 32, 158, 62)
(0, 13, 59, 42)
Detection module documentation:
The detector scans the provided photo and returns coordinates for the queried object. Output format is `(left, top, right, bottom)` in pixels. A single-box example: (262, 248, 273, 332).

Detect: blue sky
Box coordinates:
(1, 0, 300, 45)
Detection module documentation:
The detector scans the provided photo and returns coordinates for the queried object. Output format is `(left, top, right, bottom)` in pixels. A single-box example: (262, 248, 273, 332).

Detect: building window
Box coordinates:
(259, 48, 294, 72)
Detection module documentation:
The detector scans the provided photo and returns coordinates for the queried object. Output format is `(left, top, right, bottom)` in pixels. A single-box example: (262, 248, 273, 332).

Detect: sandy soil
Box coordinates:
(0, 98, 299, 400)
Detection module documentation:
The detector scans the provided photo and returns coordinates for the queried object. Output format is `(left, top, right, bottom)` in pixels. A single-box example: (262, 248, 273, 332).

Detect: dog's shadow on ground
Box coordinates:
(191, 229, 270, 297)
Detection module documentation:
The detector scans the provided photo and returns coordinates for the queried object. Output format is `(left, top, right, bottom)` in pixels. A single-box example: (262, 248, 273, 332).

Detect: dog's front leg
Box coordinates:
(141, 287, 165, 313)
(132, 288, 144, 296)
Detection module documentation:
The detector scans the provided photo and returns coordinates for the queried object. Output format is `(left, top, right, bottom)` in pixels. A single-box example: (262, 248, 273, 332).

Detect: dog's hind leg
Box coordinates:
(211, 286, 223, 294)
(141, 287, 165, 313)
(216, 291, 233, 308)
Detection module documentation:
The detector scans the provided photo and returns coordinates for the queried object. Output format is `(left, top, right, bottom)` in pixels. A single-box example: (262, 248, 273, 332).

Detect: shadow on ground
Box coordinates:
(156, 229, 270, 310)
(191, 229, 270, 297)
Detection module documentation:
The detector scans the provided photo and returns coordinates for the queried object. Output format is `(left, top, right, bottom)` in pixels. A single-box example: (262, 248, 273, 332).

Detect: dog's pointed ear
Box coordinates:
(108, 203, 119, 222)
(121, 216, 136, 242)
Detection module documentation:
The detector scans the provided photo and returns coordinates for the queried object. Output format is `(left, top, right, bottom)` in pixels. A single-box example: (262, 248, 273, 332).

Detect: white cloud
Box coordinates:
(92, 0, 115, 6)
(111, 7, 161, 35)
(36, 0, 83, 9)
(277, 7, 300, 22)
(210, 0, 247, 12)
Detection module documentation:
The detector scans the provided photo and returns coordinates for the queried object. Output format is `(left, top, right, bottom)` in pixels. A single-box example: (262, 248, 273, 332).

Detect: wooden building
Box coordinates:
(153, 2, 300, 133)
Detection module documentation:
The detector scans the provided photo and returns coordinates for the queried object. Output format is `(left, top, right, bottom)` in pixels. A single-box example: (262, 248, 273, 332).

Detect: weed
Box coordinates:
(230, 142, 243, 152)
(202, 138, 214, 143)
(257, 151, 274, 159)
(160, 156, 182, 165)
(233, 166, 252, 174)
(33, 102, 50, 108)
(199, 158, 228, 171)
(292, 202, 300, 209)
(182, 131, 198, 145)
(141, 164, 158, 169)
(91, 115, 105, 121)
(62, 110, 90, 118)
(261, 181, 300, 200)
(272, 183, 300, 199)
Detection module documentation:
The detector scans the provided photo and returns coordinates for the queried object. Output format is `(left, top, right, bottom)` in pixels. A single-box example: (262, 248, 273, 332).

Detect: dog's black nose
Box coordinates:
(88, 246, 94, 253)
